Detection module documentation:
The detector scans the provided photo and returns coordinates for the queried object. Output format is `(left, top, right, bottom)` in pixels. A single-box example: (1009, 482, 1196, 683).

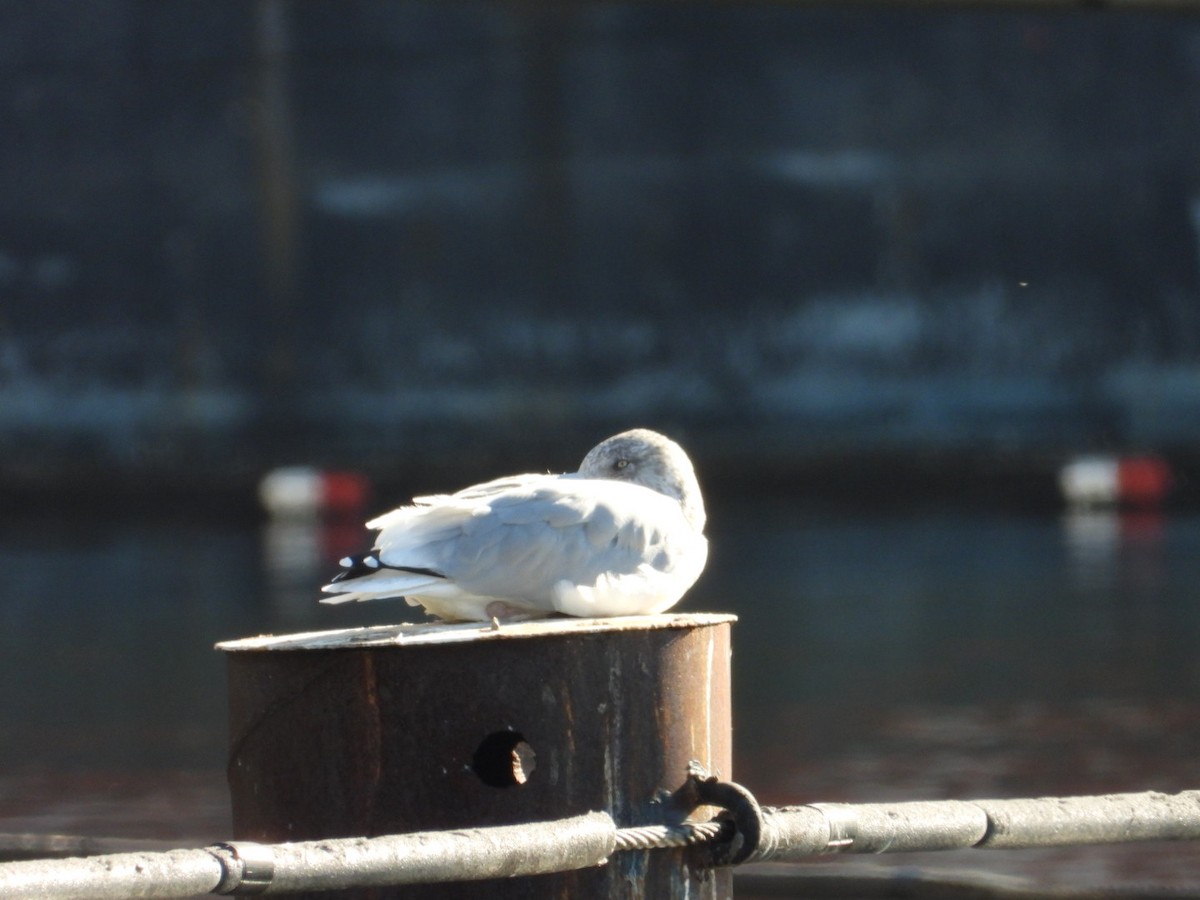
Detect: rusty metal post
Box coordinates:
(218, 613, 735, 899)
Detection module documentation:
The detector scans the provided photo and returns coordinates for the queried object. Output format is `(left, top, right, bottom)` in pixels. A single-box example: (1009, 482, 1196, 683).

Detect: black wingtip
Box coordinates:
(329, 552, 384, 583)
(329, 553, 447, 583)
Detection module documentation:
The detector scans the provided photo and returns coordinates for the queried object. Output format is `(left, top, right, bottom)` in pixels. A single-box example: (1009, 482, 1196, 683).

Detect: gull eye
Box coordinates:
(614, 458, 630, 470)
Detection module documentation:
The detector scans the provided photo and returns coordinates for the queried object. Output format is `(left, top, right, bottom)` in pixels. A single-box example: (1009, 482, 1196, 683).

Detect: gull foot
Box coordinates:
(485, 601, 544, 624)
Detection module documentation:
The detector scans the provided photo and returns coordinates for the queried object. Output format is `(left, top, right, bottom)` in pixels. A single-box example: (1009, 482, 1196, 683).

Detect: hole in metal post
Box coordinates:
(472, 731, 535, 787)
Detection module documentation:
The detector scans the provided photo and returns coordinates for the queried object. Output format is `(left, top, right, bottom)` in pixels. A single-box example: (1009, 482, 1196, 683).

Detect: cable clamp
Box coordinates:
(208, 840, 276, 894)
(809, 803, 858, 851)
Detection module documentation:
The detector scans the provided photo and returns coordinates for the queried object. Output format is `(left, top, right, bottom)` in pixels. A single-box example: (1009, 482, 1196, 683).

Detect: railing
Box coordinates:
(2, 785, 1199, 898)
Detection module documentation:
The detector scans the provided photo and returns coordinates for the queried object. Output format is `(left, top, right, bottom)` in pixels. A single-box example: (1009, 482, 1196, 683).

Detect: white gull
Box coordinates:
(320, 429, 707, 621)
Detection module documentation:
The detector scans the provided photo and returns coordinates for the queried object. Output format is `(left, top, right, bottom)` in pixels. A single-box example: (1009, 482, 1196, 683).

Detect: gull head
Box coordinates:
(577, 428, 706, 532)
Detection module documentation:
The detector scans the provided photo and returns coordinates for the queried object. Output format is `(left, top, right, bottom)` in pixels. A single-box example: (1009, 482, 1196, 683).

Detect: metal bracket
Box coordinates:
(208, 841, 276, 894)
(672, 761, 765, 866)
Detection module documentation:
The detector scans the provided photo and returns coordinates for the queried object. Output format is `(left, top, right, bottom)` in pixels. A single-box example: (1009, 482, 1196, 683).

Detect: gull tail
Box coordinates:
(320, 552, 447, 604)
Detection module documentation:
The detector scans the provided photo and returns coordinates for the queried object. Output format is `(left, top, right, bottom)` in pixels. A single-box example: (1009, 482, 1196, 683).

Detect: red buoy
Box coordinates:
(1116, 456, 1173, 507)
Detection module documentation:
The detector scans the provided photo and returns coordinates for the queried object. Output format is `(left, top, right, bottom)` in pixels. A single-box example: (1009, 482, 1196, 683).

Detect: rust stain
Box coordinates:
(605, 644, 623, 818)
(705, 634, 715, 773)
(561, 682, 575, 791)
(359, 652, 384, 831)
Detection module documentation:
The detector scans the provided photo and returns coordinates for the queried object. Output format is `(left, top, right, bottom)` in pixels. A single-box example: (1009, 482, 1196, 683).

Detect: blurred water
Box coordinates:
(2, 496, 1199, 886)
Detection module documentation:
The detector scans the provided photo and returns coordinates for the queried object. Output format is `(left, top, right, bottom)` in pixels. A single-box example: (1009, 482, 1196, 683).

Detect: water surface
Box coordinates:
(2, 496, 1198, 887)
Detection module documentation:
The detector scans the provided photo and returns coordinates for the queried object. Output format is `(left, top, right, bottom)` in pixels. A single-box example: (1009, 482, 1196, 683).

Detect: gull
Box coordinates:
(321, 429, 707, 621)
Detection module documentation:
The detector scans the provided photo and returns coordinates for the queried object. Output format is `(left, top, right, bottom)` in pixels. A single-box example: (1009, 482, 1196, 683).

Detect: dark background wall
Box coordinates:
(2, 2, 1199, 495)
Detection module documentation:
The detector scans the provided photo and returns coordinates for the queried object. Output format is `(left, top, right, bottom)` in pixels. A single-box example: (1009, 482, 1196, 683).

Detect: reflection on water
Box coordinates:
(2, 497, 1199, 888)
(261, 515, 370, 626)
(1062, 508, 1170, 599)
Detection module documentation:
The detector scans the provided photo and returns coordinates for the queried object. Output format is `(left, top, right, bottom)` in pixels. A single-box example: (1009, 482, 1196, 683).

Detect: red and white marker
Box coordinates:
(258, 467, 371, 517)
(1059, 455, 1172, 508)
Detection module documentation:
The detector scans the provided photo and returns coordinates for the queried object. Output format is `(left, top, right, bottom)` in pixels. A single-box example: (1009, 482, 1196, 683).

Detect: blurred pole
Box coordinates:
(518, 4, 572, 318)
(254, 0, 300, 395)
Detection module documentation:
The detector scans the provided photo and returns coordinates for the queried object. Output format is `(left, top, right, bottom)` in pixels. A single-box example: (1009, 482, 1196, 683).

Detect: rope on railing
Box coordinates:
(2, 787, 1199, 897)
(612, 820, 731, 853)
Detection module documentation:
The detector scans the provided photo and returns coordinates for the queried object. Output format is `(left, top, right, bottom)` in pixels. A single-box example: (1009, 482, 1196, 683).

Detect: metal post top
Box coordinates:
(216, 612, 737, 653)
